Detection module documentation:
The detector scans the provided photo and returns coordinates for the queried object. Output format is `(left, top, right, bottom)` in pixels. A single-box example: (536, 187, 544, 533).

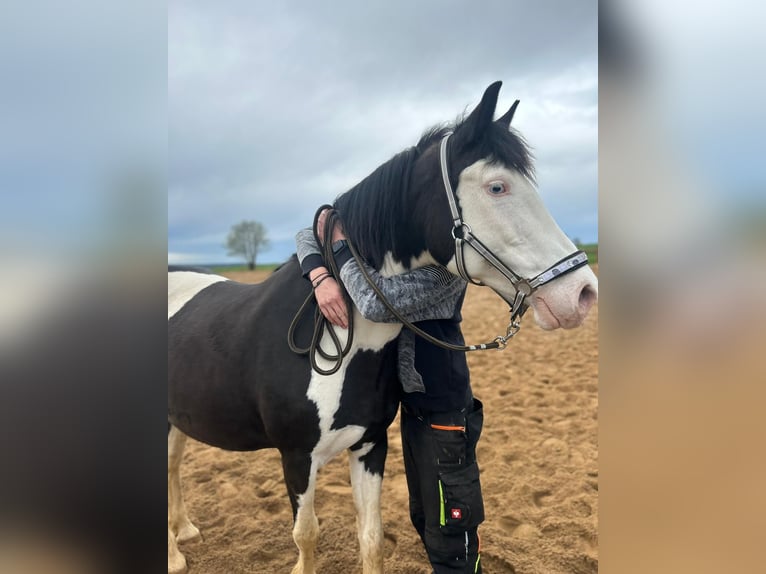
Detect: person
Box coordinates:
(295, 211, 485, 574)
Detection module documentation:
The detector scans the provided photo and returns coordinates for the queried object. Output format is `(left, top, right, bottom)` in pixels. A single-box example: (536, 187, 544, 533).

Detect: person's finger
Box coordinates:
(332, 300, 346, 329)
(330, 304, 341, 326)
(321, 300, 339, 325)
(317, 208, 331, 243)
(317, 215, 325, 241)
(335, 305, 348, 329)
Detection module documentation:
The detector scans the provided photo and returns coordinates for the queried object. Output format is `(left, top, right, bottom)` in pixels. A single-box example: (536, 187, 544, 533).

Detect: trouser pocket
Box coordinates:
(429, 410, 469, 467)
(438, 461, 485, 535)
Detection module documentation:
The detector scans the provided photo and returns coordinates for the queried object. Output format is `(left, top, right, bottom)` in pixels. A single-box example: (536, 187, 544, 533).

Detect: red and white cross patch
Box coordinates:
(450, 508, 462, 520)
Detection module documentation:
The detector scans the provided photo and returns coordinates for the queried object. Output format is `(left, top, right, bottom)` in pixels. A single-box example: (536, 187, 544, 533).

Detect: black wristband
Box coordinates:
(334, 247, 353, 270)
(312, 274, 332, 289)
(331, 239, 348, 254)
(311, 271, 330, 285)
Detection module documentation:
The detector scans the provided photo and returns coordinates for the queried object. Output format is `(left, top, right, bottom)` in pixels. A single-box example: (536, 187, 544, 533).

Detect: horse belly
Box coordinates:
(167, 280, 272, 451)
(168, 355, 269, 451)
(168, 272, 321, 453)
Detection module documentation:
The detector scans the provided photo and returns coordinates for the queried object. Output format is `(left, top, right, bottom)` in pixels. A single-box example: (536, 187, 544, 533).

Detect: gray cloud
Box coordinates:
(169, 0, 598, 263)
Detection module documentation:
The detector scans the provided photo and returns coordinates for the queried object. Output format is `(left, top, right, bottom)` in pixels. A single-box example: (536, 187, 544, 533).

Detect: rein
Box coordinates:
(287, 208, 355, 375)
(345, 237, 517, 351)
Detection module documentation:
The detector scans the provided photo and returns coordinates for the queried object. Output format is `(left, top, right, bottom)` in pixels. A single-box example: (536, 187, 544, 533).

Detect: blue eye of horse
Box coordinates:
(489, 183, 505, 194)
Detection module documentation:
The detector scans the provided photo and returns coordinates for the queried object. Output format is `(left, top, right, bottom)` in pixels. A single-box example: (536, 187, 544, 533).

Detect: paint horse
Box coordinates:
(168, 82, 598, 574)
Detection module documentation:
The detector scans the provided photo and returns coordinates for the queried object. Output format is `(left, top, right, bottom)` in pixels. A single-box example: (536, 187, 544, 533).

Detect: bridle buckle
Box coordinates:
(450, 223, 472, 241)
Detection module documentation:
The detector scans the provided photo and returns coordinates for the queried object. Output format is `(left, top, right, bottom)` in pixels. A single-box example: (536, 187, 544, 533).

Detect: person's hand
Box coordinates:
(309, 268, 348, 329)
(317, 208, 346, 245)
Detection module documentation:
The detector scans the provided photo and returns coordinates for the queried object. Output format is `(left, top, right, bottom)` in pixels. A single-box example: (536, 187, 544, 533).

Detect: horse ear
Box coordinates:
(461, 81, 502, 142)
(496, 99, 520, 128)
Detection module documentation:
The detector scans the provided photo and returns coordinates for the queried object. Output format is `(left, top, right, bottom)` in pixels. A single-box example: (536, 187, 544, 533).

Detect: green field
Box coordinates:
(207, 263, 281, 273)
(577, 243, 598, 265)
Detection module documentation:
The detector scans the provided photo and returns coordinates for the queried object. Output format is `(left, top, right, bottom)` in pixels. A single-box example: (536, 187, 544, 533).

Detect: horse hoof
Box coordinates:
(176, 522, 201, 543)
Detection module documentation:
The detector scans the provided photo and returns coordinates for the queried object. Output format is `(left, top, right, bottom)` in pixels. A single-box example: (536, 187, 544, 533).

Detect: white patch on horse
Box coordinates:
(379, 251, 436, 277)
(352, 308, 402, 351)
(168, 271, 228, 319)
(353, 442, 375, 458)
(306, 309, 400, 467)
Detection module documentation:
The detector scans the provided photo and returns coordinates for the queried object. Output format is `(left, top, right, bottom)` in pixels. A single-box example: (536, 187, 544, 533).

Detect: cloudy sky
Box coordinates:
(168, 0, 598, 265)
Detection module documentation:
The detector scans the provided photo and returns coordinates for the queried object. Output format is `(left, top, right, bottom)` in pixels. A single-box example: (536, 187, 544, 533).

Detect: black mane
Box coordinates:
(333, 145, 421, 270)
(333, 114, 534, 270)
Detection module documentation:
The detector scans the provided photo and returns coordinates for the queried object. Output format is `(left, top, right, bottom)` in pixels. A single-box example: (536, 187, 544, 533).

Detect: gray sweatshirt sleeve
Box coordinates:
(296, 227, 464, 322)
(339, 258, 466, 323)
(295, 228, 324, 277)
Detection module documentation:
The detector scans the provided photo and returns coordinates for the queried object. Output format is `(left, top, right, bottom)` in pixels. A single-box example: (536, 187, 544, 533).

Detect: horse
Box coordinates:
(168, 81, 598, 574)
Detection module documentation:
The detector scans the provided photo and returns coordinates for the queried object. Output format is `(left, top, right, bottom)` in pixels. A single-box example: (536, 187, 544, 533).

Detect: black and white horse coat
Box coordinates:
(168, 261, 402, 574)
(168, 82, 598, 574)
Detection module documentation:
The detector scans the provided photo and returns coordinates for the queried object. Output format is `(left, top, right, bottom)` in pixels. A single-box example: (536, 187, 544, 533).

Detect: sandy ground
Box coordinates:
(175, 267, 598, 574)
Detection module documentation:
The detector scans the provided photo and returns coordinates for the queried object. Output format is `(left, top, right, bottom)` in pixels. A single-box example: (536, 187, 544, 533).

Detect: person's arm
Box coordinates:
(310, 209, 466, 324)
(339, 258, 465, 323)
(294, 227, 349, 328)
(295, 228, 324, 278)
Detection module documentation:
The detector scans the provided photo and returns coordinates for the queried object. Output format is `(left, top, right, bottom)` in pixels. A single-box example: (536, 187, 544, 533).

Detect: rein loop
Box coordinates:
(287, 206, 355, 375)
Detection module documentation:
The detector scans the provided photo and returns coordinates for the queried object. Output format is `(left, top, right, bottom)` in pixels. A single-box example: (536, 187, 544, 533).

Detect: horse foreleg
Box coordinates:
(282, 451, 319, 574)
(168, 426, 201, 546)
(349, 439, 387, 574)
(168, 524, 187, 574)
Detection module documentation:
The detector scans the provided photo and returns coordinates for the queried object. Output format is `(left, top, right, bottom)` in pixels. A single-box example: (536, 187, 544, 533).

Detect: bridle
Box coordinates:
(439, 132, 589, 339)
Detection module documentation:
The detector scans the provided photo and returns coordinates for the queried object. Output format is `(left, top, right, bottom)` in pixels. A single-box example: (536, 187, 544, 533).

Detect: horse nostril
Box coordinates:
(579, 284, 598, 312)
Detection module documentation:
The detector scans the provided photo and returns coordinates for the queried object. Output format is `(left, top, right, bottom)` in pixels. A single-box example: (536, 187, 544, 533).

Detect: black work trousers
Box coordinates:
(401, 398, 485, 574)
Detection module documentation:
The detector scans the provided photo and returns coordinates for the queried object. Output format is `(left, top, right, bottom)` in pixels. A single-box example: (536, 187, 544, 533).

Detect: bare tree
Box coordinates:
(226, 220, 269, 270)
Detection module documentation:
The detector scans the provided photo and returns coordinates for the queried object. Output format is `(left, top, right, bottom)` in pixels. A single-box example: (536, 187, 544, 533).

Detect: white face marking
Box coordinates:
(307, 309, 400, 467)
(168, 271, 228, 319)
(451, 159, 598, 329)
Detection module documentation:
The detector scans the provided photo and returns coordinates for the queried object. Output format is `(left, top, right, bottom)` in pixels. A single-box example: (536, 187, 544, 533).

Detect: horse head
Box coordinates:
(413, 82, 598, 330)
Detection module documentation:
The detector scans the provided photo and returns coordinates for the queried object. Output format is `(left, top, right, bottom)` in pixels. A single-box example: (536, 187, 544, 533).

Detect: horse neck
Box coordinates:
(335, 149, 434, 273)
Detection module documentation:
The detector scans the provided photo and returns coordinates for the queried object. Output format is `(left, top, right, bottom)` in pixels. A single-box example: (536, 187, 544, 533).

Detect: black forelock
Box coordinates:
(415, 115, 535, 190)
(451, 113, 534, 180)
